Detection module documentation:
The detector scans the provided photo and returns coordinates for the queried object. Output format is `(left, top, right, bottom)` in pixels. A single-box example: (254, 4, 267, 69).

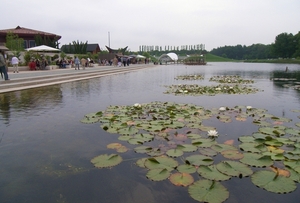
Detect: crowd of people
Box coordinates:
(0, 51, 152, 81)
(28, 58, 48, 71)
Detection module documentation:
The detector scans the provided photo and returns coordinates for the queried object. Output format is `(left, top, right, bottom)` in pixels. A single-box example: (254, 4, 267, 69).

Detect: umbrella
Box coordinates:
(0, 45, 9, 51)
(25, 45, 60, 52)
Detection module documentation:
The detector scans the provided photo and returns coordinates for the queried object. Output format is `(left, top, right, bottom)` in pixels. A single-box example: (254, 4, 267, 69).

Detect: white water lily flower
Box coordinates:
(179, 90, 184, 93)
(184, 90, 188, 93)
(219, 107, 226, 111)
(134, 103, 141, 108)
(208, 130, 218, 137)
(229, 86, 233, 89)
(246, 106, 252, 110)
(215, 87, 221, 91)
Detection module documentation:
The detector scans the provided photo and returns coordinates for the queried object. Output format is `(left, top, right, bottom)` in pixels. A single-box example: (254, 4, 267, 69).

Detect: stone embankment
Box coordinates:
(0, 64, 155, 93)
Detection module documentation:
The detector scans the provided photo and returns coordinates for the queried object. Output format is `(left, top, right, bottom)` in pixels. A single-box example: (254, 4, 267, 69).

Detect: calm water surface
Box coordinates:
(0, 62, 300, 203)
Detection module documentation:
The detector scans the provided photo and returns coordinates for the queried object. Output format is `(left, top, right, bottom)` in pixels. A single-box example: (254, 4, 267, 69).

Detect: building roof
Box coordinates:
(0, 26, 61, 39)
(105, 46, 128, 54)
(86, 44, 100, 52)
(158, 52, 178, 61)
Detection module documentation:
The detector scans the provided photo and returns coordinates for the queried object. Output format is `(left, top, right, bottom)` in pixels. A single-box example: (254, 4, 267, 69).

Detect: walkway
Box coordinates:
(0, 64, 155, 93)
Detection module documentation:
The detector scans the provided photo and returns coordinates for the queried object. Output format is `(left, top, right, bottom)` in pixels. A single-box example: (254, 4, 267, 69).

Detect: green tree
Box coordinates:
(5, 32, 24, 51)
(62, 40, 87, 54)
(34, 34, 59, 48)
(272, 32, 296, 58)
(293, 31, 300, 58)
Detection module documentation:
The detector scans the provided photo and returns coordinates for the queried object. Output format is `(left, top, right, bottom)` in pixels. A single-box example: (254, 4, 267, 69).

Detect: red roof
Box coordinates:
(0, 26, 61, 39)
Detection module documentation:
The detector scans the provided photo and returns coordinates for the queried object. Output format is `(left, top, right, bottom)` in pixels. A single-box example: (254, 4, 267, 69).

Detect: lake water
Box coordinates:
(0, 62, 300, 203)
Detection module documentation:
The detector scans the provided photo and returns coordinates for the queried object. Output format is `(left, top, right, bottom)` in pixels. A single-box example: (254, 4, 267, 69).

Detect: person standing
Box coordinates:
(74, 56, 80, 70)
(0, 50, 9, 80)
(117, 56, 122, 67)
(11, 55, 19, 73)
(81, 58, 87, 70)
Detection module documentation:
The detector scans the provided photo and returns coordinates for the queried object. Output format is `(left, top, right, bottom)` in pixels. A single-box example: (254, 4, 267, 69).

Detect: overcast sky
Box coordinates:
(2, 0, 299, 52)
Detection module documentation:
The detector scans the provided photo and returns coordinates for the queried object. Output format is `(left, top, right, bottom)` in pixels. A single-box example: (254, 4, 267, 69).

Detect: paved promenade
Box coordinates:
(0, 64, 155, 93)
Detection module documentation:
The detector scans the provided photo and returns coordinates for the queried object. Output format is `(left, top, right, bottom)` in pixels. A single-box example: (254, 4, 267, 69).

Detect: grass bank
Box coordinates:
(243, 58, 300, 64)
(205, 53, 238, 62)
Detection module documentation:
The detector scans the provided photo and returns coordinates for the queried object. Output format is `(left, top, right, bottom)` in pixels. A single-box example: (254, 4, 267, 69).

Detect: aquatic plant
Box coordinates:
(164, 84, 260, 96)
(175, 74, 204, 80)
(209, 75, 254, 84)
(82, 102, 300, 203)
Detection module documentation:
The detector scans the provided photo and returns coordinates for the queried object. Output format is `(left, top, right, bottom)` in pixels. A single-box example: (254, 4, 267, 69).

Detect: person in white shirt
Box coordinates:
(11, 56, 19, 73)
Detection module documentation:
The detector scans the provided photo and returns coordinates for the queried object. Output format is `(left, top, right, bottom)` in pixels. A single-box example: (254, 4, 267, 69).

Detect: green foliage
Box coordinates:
(62, 40, 88, 54)
(5, 32, 24, 51)
(82, 102, 300, 200)
(251, 170, 296, 193)
(23, 51, 32, 64)
(188, 180, 229, 203)
(273, 32, 297, 58)
(205, 53, 238, 62)
(210, 31, 300, 60)
(91, 154, 122, 168)
(34, 34, 59, 48)
(60, 52, 66, 60)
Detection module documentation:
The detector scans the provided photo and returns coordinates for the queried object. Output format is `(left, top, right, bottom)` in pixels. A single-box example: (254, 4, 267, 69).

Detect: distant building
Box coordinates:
(105, 46, 128, 55)
(0, 26, 61, 49)
(98, 46, 128, 61)
(61, 43, 101, 54)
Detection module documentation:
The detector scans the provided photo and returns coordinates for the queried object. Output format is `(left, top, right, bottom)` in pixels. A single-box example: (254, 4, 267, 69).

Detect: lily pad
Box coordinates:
(240, 153, 273, 167)
(285, 128, 300, 136)
(192, 138, 216, 148)
(197, 165, 231, 181)
(216, 160, 253, 177)
(144, 156, 178, 171)
(221, 150, 244, 160)
(146, 168, 171, 181)
(251, 170, 296, 194)
(239, 142, 266, 153)
(284, 160, 300, 173)
(107, 143, 122, 149)
(136, 158, 147, 168)
(177, 164, 197, 174)
(91, 154, 123, 168)
(166, 149, 184, 157)
(169, 172, 194, 187)
(188, 180, 229, 203)
(185, 154, 213, 166)
(176, 144, 198, 152)
(199, 148, 218, 156)
(80, 116, 100, 124)
(211, 144, 238, 152)
(259, 127, 285, 136)
(134, 145, 153, 153)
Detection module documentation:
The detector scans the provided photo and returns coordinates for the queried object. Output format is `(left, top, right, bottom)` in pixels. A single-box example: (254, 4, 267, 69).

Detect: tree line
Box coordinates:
(210, 32, 300, 60)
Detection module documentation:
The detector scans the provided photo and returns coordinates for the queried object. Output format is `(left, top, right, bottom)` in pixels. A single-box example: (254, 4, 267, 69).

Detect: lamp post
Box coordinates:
(108, 32, 110, 47)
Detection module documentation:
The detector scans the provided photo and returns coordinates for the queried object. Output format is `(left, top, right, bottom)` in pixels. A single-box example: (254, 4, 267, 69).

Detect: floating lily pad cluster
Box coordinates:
(175, 74, 204, 80)
(209, 75, 254, 84)
(82, 102, 300, 203)
(164, 84, 260, 96)
(282, 83, 300, 90)
(165, 75, 259, 96)
(271, 78, 300, 90)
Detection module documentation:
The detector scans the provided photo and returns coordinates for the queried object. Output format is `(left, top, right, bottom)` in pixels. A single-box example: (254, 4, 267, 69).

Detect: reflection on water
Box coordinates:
(0, 86, 62, 125)
(0, 62, 300, 203)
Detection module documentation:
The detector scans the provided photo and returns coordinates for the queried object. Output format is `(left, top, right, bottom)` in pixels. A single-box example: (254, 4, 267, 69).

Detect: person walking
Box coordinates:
(0, 50, 9, 80)
(74, 56, 80, 70)
(11, 55, 19, 73)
